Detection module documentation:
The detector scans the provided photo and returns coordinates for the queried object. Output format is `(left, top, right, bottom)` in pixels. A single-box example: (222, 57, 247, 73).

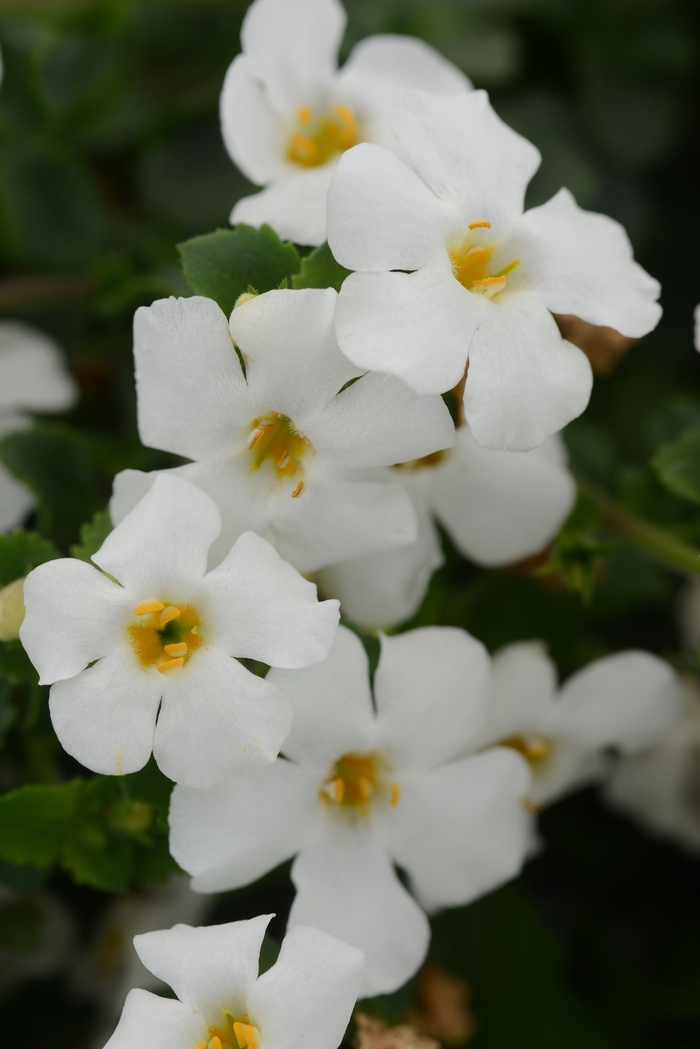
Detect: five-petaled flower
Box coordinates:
(102, 915, 366, 1049)
(328, 89, 662, 451)
(20, 475, 340, 788)
(170, 626, 531, 996)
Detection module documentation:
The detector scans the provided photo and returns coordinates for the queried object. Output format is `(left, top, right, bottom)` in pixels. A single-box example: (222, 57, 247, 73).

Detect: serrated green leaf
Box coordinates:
(69, 508, 113, 563)
(178, 225, 301, 317)
(652, 427, 700, 505)
(0, 531, 59, 585)
(291, 241, 350, 292)
(0, 781, 81, 866)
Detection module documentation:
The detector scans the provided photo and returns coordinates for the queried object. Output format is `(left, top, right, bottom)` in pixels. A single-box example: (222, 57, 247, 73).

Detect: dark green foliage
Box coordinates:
(652, 427, 700, 505)
(0, 530, 59, 585)
(69, 508, 113, 563)
(292, 241, 351, 292)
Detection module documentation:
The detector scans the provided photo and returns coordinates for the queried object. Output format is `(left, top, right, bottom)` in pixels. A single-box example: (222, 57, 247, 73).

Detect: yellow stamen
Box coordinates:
(291, 480, 304, 498)
(390, 782, 401, 806)
(248, 411, 311, 484)
(468, 220, 491, 229)
(323, 777, 345, 803)
(164, 642, 187, 657)
(298, 106, 311, 125)
(493, 258, 520, 278)
(134, 599, 164, 616)
(277, 451, 289, 469)
(287, 104, 358, 168)
(196, 1042, 206, 1049)
(472, 275, 507, 298)
(358, 776, 373, 802)
(247, 427, 265, 449)
(246, 1026, 260, 1049)
(191, 625, 199, 635)
(160, 606, 181, 627)
(209, 1038, 223, 1049)
(500, 733, 553, 769)
(129, 602, 203, 669)
(157, 657, 185, 674)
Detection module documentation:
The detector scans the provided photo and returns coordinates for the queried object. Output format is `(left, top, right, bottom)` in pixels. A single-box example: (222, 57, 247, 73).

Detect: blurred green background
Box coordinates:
(1, 1, 700, 1046)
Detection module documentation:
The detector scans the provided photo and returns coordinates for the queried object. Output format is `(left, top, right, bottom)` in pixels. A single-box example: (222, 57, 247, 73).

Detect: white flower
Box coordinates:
(0, 321, 78, 530)
(327, 90, 662, 452)
(103, 914, 366, 1049)
(170, 626, 531, 997)
(221, 0, 471, 246)
(20, 474, 339, 788)
(477, 642, 684, 807)
(317, 428, 575, 628)
(694, 304, 700, 352)
(110, 290, 454, 573)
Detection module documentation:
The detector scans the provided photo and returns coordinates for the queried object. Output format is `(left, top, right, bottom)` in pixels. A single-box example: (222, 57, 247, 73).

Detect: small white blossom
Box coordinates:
(477, 642, 684, 807)
(103, 915, 366, 1049)
(318, 428, 575, 628)
(328, 90, 662, 451)
(111, 290, 454, 573)
(20, 474, 339, 788)
(221, 0, 470, 245)
(170, 626, 531, 997)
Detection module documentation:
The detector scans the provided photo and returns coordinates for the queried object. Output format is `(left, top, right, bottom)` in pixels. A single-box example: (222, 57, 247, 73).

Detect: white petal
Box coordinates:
(203, 530, 339, 668)
(555, 651, 684, 753)
(232, 168, 335, 248)
(391, 90, 539, 221)
(169, 761, 319, 893)
(250, 925, 366, 1049)
(374, 627, 491, 771)
(109, 468, 157, 527)
(327, 143, 451, 271)
(220, 55, 287, 184)
(317, 498, 443, 629)
(0, 321, 77, 414)
(94, 475, 220, 596)
(528, 741, 609, 808)
(695, 303, 700, 352)
(134, 915, 272, 1019)
(49, 648, 161, 776)
(384, 748, 531, 910)
(21, 558, 129, 685)
(134, 296, 247, 461)
(464, 292, 593, 451)
(240, 0, 345, 114)
(153, 647, 293, 788)
(104, 988, 204, 1049)
(341, 34, 471, 96)
(267, 625, 376, 772)
(288, 826, 430, 997)
(479, 641, 558, 747)
(521, 188, 662, 338)
(428, 427, 575, 565)
(335, 258, 481, 395)
(0, 461, 34, 532)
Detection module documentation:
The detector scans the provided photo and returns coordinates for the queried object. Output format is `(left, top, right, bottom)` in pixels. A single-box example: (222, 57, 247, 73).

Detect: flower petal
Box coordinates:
(521, 188, 662, 338)
(134, 915, 272, 1019)
(374, 627, 491, 770)
(384, 748, 531, 911)
(249, 925, 366, 1049)
(288, 826, 430, 997)
(0, 462, 33, 532)
(267, 625, 376, 772)
(528, 741, 609, 808)
(0, 321, 77, 414)
(48, 648, 161, 776)
(341, 34, 471, 97)
(464, 292, 593, 451)
(104, 988, 204, 1049)
(21, 558, 129, 685)
(232, 168, 335, 248)
(169, 760, 319, 892)
(479, 641, 558, 747)
(220, 54, 287, 184)
(153, 646, 292, 788)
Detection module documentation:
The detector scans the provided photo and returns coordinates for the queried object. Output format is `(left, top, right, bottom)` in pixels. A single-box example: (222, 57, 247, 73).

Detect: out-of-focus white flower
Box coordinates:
(103, 915, 366, 1049)
(111, 291, 454, 573)
(694, 304, 700, 351)
(477, 642, 684, 807)
(328, 90, 662, 452)
(170, 626, 531, 997)
(0, 321, 78, 530)
(0, 886, 75, 999)
(20, 474, 339, 788)
(221, 0, 470, 245)
(318, 428, 575, 628)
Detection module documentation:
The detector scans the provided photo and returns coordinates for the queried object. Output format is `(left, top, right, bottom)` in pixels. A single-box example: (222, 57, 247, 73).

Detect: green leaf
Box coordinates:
(69, 508, 113, 563)
(0, 781, 82, 867)
(291, 241, 350, 292)
(652, 426, 700, 505)
(178, 225, 301, 316)
(0, 640, 38, 685)
(0, 531, 60, 586)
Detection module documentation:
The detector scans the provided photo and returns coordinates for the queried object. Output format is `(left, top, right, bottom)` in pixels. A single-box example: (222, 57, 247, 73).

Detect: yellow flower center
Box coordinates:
(449, 221, 519, 299)
(499, 733, 553, 770)
(196, 1018, 260, 1049)
(321, 752, 401, 814)
(392, 450, 448, 472)
(247, 411, 312, 498)
(286, 104, 358, 168)
(129, 599, 203, 673)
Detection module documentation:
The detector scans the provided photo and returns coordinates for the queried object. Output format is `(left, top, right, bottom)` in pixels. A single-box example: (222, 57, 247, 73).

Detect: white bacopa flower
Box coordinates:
(317, 428, 575, 629)
(327, 90, 662, 452)
(103, 914, 366, 1049)
(110, 289, 455, 574)
(477, 642, 684, 808)
(221, 0, 471, 246)
(0, 321, 78, 530)
(20, 474, 339, 788)
(170, 625, 531, 997)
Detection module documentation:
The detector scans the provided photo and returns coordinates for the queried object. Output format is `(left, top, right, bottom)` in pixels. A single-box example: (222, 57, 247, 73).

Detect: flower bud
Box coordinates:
(0, 576, 25, 641)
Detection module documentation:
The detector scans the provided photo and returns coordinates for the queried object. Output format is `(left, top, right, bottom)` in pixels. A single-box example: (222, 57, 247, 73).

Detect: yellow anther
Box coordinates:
(390, 782, 401, 806)
(291, 480, 304, 498)
(247, 427, 265, 449)
(209, 1038, 223, 1049)
(164, 642, 187, 657)
(191, 625, 199, 635)
(468, 220, 491, 229)
(472, 275, 507, 298)
(160, 606, 181, 627)
(195, 1042, 206, 1049)
(157, 657, 185, 674)
(233, 1023, 248, 1048)
(287, 104, 358, 168)
(246, 1025, 260, 1049)
(358, 776, 373, 802)
(277, 451, 289, 469)
(323, 777, 345, 803)
(298, 106, 311, 125)
(134, 600, 164, 616)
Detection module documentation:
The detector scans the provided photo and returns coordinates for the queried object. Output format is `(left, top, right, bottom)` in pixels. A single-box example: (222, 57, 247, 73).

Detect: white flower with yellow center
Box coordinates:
(478, 642, 684, 808)
(110, 289, 455, 573)
(102, 915, 366, 1049)
(221, 0, 471, 246)
(169, 626, 531, 997)
(20, 475, 340, 788)
(318, 428, 575, 629)
(328, 89, 662, 451)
